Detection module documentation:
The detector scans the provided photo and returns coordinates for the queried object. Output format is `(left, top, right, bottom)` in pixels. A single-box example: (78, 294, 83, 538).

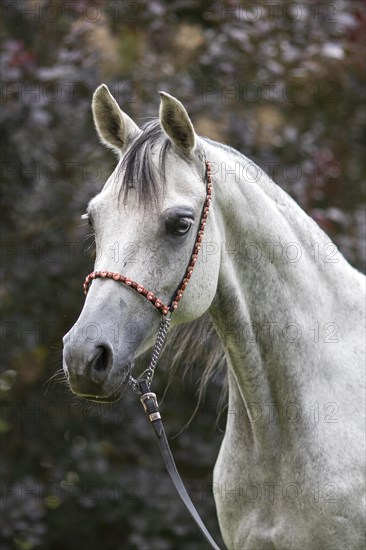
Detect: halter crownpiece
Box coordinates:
(82, 160, 212, 315)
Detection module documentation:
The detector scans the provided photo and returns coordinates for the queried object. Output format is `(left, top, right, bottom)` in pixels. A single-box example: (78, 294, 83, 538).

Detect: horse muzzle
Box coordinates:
(62, 338, 128, 402)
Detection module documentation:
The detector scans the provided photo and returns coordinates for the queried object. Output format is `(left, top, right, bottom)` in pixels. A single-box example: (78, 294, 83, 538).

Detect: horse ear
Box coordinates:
(92, 84, 141, 154)
(159, 92, 196, 155)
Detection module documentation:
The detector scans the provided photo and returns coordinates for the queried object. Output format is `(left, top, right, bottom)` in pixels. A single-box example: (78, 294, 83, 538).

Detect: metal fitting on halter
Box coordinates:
(140, 392, 161, 422)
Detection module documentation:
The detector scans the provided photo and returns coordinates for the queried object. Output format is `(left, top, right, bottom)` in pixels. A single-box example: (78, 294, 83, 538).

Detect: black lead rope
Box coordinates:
(138, 379, 222, 550)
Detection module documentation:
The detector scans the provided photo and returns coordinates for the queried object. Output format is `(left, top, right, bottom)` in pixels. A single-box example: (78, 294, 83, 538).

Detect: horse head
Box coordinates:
(62, 85, 220, 402)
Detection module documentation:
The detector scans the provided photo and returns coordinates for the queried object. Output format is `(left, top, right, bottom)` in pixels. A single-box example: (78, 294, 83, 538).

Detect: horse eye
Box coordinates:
(166, 217, 193, 236)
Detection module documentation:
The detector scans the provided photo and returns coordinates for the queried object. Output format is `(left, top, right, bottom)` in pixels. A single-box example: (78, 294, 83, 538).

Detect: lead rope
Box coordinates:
(138, 379, 222, 550)
(82, 161, 221, 548)
(127, 314, 221, 549)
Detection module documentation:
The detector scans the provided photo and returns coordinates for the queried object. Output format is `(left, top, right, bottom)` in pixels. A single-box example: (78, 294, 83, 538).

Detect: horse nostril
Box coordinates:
(89, 345, 112, 383)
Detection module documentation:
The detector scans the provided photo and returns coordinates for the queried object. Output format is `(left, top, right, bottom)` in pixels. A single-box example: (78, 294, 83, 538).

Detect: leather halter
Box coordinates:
(81, 160, 221, 549)
(83, 160, 213, 316)
(83, 160, 213, 391)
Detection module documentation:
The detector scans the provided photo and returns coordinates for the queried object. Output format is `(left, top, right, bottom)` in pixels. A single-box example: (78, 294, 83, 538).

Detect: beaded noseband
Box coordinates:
(83, 160, 212, 316)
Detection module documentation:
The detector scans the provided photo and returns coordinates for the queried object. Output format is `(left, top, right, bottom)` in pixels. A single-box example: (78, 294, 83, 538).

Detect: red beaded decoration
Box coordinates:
(82, 161, 213, 316)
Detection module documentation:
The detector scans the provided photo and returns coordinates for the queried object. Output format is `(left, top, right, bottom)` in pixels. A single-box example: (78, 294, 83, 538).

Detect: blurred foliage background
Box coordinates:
(1, 0, 365, 549)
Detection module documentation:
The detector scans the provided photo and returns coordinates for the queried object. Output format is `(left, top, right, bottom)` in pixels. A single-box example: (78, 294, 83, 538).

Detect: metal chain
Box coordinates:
(128, 312, 172, 394)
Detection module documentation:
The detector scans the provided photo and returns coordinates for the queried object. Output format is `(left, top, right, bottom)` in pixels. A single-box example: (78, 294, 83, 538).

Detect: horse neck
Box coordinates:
(205, 143, 361, 453)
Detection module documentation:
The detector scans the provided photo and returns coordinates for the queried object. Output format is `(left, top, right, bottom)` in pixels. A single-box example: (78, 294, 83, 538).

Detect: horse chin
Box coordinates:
(67, 383, 124, 403)
(78, 392, 123, 404)
(65, 361, 134, 404)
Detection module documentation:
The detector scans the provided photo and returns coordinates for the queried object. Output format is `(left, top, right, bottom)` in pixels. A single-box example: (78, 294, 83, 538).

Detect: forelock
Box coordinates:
(116, 119, 172, 206)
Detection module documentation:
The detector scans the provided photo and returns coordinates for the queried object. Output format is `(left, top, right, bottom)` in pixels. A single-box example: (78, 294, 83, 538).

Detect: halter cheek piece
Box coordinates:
(83, 160, 212, 315)
(81, 160, 221, 550)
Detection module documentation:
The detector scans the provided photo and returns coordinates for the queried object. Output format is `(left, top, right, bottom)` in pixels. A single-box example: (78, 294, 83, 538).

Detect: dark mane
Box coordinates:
(117, 119, 173, 206)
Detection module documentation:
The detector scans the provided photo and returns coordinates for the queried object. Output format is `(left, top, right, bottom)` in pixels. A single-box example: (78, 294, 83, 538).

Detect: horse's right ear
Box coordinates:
(92, 84, 141, 155)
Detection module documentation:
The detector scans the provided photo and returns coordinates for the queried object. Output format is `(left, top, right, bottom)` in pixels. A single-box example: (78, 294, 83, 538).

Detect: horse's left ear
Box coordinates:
(159, 92, 196, 155)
